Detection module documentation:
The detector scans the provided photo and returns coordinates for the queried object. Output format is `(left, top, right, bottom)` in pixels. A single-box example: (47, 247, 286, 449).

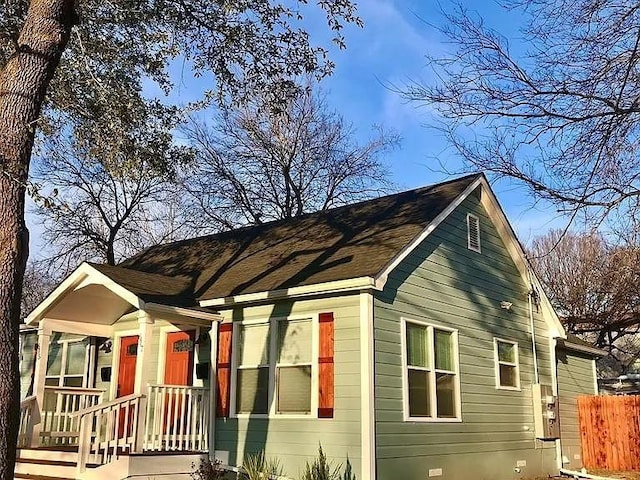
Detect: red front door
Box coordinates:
(118, 335, 138, 437)
(164, 331, 195, 386)
(118, 336, 138, 397)
(163, 331, 195, 436)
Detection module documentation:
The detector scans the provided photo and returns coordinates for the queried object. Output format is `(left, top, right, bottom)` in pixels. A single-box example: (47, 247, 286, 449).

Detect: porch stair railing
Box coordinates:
(74, 393, 144, 475)
(18, 395, 37, 448)
(40, 386, 105, 446)
(69, 384, 210, 476)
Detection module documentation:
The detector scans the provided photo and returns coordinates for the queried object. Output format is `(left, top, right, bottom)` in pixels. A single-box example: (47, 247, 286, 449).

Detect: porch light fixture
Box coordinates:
(99, 338, 113, 353)
(500, 301, 513, 310)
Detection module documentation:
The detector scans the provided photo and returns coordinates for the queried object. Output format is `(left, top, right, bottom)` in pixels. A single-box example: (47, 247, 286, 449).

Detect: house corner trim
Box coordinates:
(360, 291, 376, 480)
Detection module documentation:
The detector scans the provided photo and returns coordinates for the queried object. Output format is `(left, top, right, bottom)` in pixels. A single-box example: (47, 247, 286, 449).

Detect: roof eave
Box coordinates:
(374, 175, 485, 290)
(199, 276, 378, 308)
(556, 337, 608, 357)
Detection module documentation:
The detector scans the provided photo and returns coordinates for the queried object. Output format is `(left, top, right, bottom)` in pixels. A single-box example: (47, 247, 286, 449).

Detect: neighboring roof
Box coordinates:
(88, 263, 195, 307)
(599, 375, 640, 395)
(120, 174, 482, 301)
(557, 334, 607, 357)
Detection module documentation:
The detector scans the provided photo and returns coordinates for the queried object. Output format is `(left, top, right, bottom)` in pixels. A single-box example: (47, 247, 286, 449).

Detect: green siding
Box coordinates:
(557, 349, 594, 470)
(20, 330, 38, 399)
(214, 294, 362, 479)
(374, 194, 558, 480)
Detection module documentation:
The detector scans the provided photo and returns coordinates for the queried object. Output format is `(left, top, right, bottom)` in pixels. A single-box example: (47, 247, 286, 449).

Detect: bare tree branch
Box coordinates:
(180, 79, 400, 230)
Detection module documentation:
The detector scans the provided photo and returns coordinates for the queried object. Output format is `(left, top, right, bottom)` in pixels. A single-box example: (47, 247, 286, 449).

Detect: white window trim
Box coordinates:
(230, 314, 319, 419)
(467, 213, 481, 253)
(45, 336, 90, 388)
(493, 337, 521, 391)
(401, 318, 462, 423)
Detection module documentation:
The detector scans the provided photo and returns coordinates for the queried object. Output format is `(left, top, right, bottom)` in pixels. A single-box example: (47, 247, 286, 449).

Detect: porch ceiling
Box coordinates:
(45, 283, 134, 324)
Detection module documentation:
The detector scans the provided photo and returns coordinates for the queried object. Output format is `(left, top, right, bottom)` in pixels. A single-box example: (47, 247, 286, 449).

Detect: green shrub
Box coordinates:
(191, 458, 225, 480)
(243, 450, 284, 480)
(342, 457, 356, 480)
(301, 444, 340, 480)
(301, 445, 355, 480)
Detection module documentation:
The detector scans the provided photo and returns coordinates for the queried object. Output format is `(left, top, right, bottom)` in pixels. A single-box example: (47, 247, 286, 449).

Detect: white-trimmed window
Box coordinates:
(234, 317, 314, 416)
(403, 319, 461, 421)
(467, 213, 481, 252)
(494, 338, 520, 390)
(45, 336, 89, 388)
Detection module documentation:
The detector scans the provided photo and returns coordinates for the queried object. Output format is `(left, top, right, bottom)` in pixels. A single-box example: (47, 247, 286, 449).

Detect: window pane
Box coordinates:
(236, 367, 269, 414)
(434, 330, 453, 371)
(278, 319, 312, 364)
(63, 376, 84, 387)
(65, 341, 86, 375)
(408, 369, 430, 417)
(239, 324, 270, 366)
(406, 323, 428, 368)
(497, 341, 515, 363)
(435, 373, 456, 418)
(46, 343, 63, 376)
(499, 364, 517, 387)
(45, 377, 59, 387)
(277, 366, 311, 413)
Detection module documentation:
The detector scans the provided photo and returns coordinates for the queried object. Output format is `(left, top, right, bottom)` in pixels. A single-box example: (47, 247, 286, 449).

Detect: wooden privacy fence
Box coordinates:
(578, 395, 640, 471)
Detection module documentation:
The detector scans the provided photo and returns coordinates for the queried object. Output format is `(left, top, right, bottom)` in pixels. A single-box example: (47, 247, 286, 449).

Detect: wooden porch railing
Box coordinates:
(18, 396, 37, 448)
(145, 384, 209, 452)
(74, 393, 144, 474)
(40, 386, 105, 446)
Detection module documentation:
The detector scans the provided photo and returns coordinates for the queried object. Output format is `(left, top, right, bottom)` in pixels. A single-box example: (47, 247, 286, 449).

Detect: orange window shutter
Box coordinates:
(216, 322, 233, 417)
(318, 312, 334, 418)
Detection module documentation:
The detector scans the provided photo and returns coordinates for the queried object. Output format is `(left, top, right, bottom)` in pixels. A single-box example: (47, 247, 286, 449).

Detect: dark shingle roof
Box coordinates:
(118, 174, 481, 302)
(89, 263, 195, 306)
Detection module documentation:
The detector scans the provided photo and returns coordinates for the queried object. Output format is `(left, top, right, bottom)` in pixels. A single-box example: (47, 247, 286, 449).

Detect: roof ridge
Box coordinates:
(119, 173, 484, 264)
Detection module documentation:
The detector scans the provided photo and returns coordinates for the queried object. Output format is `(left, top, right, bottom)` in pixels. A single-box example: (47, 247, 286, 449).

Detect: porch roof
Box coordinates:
(88, 263, 195, 306)
(25, 262, 218, 325)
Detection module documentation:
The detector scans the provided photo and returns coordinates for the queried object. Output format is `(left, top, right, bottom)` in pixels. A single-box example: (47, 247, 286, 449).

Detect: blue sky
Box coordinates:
(313, 0, 568, 243)
(26, 1, 568, 254)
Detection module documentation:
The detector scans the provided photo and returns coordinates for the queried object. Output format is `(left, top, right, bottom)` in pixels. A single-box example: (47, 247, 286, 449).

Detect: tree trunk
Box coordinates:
(0, 1, 75, 478)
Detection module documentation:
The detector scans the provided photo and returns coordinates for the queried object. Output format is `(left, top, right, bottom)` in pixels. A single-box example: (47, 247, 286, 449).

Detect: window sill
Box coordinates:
(231, 413, 317, 420)
(496, 385, 521, 391)
(404, 416, 463, 423)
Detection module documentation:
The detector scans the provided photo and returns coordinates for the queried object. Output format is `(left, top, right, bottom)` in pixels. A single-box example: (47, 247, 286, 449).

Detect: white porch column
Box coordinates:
(134, 311, 155, 394)
(134, 311, 154, 451)
(208, 321, 219, 460)
(30, 322, 52, 447)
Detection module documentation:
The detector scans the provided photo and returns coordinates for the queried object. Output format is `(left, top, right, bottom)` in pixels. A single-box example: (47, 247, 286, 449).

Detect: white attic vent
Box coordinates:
(467, 213, 481, 252)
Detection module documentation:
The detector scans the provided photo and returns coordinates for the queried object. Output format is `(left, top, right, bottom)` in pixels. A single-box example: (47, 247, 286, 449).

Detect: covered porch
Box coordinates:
(18, 263, 222, 479)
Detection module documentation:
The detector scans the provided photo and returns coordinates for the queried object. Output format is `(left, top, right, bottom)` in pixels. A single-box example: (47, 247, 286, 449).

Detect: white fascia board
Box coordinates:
(144, 303, 223, 323)
(374, 176, 484, 290)
(199, 276, 377, 308)
(25, 262, 92, 325)
(26, 262, 144, 325)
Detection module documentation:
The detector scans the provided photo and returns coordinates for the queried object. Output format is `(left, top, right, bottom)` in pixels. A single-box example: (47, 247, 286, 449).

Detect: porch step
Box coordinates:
(18, 447, 78, 463)
(15, 473, 75, 480)
(14, 457, 77, 480)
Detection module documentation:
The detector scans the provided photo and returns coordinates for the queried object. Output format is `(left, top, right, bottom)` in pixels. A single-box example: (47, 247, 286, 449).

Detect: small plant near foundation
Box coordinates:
(191, 458, 225, 480)
(341, 457, 356, 480)
(243, 450, 284, 480)
(301, 445, 356, 480)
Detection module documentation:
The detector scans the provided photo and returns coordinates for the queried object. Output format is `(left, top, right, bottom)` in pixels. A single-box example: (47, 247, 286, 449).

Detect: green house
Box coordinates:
(18, 174, 602, 480)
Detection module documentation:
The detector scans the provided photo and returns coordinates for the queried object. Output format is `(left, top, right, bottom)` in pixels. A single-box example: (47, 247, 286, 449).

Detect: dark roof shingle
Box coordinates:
(118, 174, 480, 302)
